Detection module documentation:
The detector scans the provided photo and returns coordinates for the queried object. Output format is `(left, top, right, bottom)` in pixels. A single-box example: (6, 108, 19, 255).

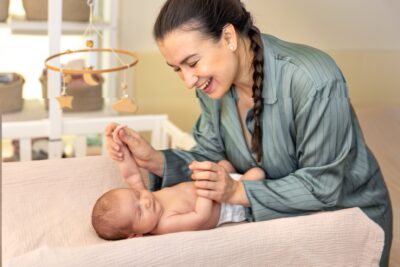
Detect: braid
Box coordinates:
(245, 13, 264, 162)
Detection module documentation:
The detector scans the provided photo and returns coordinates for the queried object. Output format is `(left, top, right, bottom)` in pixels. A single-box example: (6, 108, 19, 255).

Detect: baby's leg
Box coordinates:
(113, 127, 146, 190)
(217, 160, 236, 173)
(241, 167, 265, 181)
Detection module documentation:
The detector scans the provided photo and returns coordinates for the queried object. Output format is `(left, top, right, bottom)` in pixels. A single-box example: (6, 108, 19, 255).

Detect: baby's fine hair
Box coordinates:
(91, 189, 132, 240)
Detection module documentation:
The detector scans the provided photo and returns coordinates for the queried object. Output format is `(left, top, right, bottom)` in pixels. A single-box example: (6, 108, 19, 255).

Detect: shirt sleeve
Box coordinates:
(242, 79, 353, 221)
(148, 91, 226, 191)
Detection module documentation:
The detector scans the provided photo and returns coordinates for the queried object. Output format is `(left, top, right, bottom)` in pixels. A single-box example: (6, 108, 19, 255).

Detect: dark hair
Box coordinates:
(91, 189, 133, 240)
(154, 0, 264, 162)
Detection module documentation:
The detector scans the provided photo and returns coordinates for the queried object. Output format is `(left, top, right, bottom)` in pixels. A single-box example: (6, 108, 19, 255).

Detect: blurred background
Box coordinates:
(117, 0, 400, 131)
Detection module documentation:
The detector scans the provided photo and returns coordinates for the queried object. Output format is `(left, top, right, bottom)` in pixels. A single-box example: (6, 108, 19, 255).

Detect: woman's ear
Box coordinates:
(222, 23, 238, 51)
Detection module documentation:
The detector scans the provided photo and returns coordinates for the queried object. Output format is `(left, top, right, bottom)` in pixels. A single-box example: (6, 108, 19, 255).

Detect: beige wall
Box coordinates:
(132, 53, 199, 132)
(120, 0, 400, 131)
(330, 50, 400, 107)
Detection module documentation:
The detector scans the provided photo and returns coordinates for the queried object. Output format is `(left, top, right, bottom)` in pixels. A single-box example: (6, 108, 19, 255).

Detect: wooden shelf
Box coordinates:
(4, 15, 114, 34)
(1, 0, 122, 159)
(1, 99, 121, 123)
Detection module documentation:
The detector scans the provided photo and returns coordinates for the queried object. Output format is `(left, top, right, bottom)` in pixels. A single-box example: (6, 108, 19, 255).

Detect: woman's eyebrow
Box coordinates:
(166, 54, 198, 67)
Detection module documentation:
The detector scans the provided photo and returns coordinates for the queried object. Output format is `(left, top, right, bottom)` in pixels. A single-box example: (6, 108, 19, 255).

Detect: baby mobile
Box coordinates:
(44, 0, 138, 113)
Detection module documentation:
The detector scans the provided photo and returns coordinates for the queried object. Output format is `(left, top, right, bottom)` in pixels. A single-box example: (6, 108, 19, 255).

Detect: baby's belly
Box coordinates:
(172, 183, 221, 230)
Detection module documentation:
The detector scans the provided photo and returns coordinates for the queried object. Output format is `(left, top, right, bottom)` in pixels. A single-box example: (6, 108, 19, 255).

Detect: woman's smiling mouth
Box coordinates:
(198, 78, 212, 93)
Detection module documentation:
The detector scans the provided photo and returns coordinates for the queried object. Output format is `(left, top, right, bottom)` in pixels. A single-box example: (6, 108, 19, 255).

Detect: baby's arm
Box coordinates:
(218, 160, 265, 181)
(241, 167, 266, 181)
(157, 196, 213, 234)
(113, 125, 146, 190)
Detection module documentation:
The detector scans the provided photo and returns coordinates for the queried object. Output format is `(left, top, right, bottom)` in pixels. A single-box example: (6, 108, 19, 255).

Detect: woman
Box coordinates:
(106, 0, 392, 265)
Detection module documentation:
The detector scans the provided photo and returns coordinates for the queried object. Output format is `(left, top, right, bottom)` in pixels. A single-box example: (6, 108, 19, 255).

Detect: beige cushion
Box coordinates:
(2, 156, 384, 267)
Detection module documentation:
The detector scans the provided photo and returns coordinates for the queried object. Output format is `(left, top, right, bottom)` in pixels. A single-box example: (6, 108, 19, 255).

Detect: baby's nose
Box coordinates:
(142, 197, 151, 209)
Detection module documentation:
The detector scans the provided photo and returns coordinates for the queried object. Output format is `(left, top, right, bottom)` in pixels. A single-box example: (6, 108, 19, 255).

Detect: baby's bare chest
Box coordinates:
(159, 183, 197, 214)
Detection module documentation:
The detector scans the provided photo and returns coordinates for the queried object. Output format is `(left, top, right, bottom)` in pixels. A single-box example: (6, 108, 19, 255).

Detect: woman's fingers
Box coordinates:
(194, 180, 216, 190)
(191, 170, 218, 181)
(107, 145, 123, 159)
(188, 161, 219, 172)
(190, 164, 238, 203)
(124, 127, 142, 139)
(119, 128, 140, 148)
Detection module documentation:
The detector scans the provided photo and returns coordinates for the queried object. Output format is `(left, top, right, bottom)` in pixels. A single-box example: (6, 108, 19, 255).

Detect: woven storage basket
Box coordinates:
(40, 72, 104, 112)
(0, 73, 24, 114)
(0, 0, 9, 22)
(23, 0, 89, 21)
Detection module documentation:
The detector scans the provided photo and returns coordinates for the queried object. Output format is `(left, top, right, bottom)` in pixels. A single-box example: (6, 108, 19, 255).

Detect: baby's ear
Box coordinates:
(128, 233, 143, 238)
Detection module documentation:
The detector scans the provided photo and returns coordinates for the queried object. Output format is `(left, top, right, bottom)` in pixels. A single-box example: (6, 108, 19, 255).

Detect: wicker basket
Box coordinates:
(40, 72, 104, 112)
(22, 0, 90, 21)
(0, 0, 9, 22)
(0, 73, 24, 114)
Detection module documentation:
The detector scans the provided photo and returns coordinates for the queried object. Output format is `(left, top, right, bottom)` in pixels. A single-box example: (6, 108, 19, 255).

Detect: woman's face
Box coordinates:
(157, 28, 239, 99)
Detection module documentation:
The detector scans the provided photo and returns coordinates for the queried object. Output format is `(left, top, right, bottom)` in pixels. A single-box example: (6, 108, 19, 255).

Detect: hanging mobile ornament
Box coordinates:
(111, 84, 138, 113)
(83, 66, 99, 86)
(82, 0, 99, 87)
(44, 0, 139, 113)
(112, 65, 138, 113)
(55, 69, 73, 109)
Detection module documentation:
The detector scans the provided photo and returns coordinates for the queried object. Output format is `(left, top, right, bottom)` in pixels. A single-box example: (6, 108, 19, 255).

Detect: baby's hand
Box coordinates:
(112, 124, 127, 145)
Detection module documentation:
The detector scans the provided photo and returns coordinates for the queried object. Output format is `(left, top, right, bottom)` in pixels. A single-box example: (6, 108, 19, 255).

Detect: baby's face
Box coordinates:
(118, 188, 162, 235)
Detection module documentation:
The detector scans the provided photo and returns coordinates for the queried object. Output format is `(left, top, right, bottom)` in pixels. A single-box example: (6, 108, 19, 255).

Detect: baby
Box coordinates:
(92, 126, 265, 240)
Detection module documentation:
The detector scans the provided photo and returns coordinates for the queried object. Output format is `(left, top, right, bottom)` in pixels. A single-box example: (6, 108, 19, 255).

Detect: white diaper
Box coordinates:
(229, 173, 242, 181)
(217, 203, 246, 226)
(216, 173, 246, 226)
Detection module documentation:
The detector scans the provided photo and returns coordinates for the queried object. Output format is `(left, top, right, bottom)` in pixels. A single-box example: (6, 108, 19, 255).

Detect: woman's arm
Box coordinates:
(104, 123, 164, 176)
(241, 79, 356, 221)
(147, 91, 227, 190)
(190, 79, 358, 218)
(104, 91, 226, 191)
(189, 161, 250, 206)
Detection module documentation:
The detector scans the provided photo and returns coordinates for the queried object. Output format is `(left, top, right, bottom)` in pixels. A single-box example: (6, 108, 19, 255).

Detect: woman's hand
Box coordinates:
(105, 122, 122, 161)
(189, 161, 249, 206)
(104, 123, 164, 176)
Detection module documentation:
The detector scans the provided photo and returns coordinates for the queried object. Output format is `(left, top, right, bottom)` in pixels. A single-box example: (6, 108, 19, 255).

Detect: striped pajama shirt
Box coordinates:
(149, 34, 392, 266)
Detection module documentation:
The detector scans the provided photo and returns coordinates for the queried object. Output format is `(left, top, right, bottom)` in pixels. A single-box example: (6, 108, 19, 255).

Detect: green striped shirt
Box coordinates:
(149, 34, 392, 265)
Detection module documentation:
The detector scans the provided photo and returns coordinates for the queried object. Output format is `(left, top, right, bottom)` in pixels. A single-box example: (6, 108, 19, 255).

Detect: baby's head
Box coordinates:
(92, 188, 162, 240)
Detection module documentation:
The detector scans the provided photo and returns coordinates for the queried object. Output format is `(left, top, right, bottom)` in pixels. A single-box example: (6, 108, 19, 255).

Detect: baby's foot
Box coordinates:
(113, 124, 127, 145)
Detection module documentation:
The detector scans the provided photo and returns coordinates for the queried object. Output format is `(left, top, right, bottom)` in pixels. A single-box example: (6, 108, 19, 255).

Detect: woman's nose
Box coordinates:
(181, 69, 198, 89)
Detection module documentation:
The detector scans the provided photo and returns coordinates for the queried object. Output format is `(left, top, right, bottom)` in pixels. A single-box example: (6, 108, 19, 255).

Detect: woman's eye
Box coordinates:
(173, 68, 181, 72)
(188, 61, 198, 68)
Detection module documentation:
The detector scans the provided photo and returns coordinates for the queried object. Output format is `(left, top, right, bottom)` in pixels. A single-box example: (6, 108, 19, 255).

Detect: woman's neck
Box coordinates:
(233, 37, 254, 99)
